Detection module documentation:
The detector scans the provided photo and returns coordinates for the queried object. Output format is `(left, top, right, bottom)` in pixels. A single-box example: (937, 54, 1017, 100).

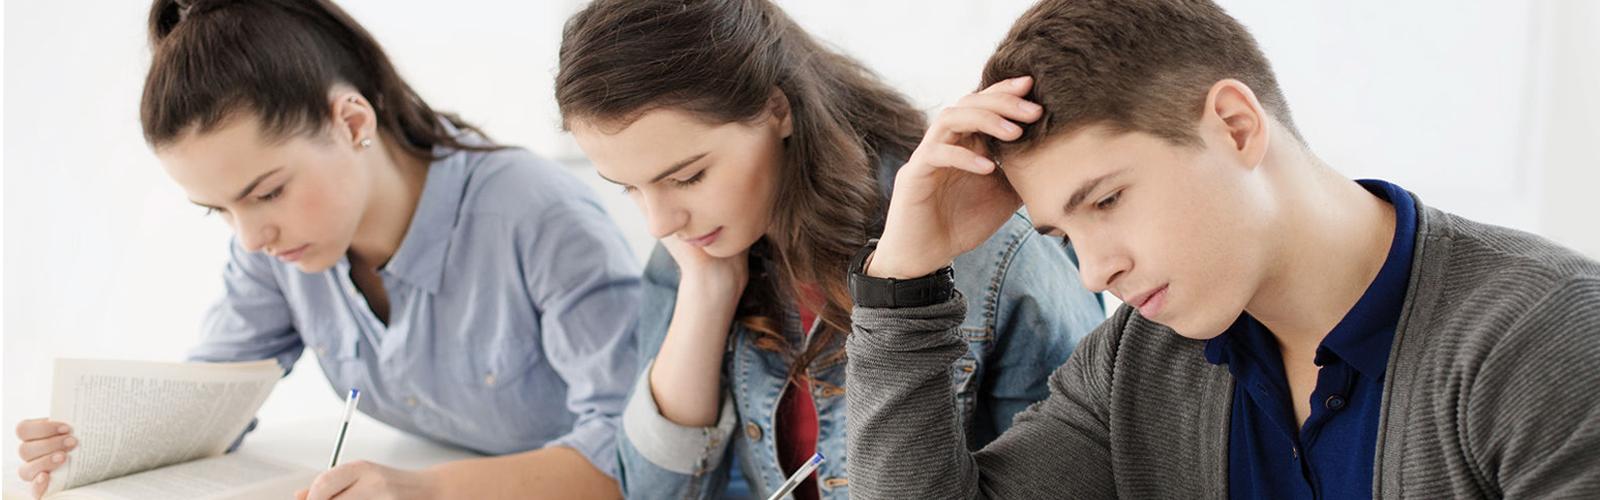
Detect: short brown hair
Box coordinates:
(981, 0, 1299, 157)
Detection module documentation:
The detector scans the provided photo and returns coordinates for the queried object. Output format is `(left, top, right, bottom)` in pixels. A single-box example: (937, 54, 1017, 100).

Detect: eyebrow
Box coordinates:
(189, 166, 283, 209)
(595, 152, 708, 186)
(1032, 168, 1127, 234)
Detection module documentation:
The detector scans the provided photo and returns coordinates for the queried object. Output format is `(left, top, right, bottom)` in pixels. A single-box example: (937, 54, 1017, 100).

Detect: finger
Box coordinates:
(15, 419, 70, 442)
(17, 451, 67, 482)
(295, 489, 309, 500)
(954, 91, 1044, 124)
(916, 143, 998, 175)
(325, 478, 379, 500)
(977, 75, 1035, 98)
(304, 463, 364, 500)
(19, 434, 76, 462)
(30, 471, 48, 499)
(930, 106, 1026, 144)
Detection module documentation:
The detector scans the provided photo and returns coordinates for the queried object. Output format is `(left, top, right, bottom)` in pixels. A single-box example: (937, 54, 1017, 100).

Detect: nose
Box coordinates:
(233, 212, 279, 253)
(1074, 240, 1130, 295)
(638, 191, 686, 239)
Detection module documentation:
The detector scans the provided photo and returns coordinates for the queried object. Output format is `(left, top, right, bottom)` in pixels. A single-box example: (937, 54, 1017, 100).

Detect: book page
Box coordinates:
(47, 453, 314, 500)
(45, 359, 282, 495)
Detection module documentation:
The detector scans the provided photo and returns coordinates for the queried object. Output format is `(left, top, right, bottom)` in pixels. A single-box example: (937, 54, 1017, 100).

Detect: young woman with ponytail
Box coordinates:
(14, 1, 638, 498)
(555, 1, 1105, 498)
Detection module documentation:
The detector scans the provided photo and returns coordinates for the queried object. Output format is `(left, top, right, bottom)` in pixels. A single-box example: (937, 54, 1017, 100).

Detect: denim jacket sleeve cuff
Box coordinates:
(622, 360, 738, 475)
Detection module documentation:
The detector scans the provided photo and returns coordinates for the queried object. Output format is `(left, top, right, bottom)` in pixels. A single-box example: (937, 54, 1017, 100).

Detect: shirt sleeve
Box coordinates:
(187, 237, 304, 372)
(520, 201, 642, 479)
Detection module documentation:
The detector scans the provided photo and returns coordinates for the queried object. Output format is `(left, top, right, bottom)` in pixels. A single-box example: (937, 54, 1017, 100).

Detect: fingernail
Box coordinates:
(1019, 101, 1042, 113)
(975, 157, 995, 170)
(52, 453, 64, 464)
(1013, 76, 1031, 87)
(1003, 121, 1022, 134)
(64, 437, 77, 447)
(58, 425, 70, 434)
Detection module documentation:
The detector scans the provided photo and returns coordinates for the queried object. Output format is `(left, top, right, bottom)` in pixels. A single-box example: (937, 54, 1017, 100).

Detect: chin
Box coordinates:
(703, 230, 759, 259)
(291, 252, 339, 274)
(1160, 308, 1237, 341)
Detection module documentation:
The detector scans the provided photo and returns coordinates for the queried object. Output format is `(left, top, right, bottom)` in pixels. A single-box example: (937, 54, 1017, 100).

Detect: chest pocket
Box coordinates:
(301, 313, 366, 392)
(436, 313, 542, 394)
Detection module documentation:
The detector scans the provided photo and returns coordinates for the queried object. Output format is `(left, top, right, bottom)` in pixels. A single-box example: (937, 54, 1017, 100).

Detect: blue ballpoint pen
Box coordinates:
(328, 388, 361, 468)
(766, 452, 825, 500)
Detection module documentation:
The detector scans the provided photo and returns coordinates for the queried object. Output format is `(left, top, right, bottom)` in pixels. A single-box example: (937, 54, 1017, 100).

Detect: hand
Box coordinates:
(297, 461, 440, 500)
(870, 76, 1042, 279)
(660, 236, 748, 302)
(15, 418, 77, 499)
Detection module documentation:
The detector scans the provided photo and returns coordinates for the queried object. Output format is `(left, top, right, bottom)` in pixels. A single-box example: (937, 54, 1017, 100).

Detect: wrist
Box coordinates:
(416, 467, 448, 498)
(850, 240, 957, 308)
(678, 270, 745, 302)
(866, 242, 949, 279)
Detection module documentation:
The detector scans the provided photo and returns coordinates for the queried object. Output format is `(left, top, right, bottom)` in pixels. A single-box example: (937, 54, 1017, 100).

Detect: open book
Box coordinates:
(43, 359, 316, 500)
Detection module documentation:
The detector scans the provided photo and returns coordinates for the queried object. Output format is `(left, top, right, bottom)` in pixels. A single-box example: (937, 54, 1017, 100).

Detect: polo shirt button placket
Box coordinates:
(1325, 395, 1347, 411)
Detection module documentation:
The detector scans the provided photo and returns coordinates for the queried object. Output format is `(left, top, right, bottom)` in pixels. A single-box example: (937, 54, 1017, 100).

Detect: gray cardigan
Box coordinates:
(845, 201, 1600, 498)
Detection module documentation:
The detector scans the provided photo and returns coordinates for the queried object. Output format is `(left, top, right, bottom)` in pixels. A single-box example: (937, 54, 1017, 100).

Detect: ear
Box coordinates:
(330, 89, 378, 151)
(1200, 79, 1269, 169)
(766, 87, 793, 139)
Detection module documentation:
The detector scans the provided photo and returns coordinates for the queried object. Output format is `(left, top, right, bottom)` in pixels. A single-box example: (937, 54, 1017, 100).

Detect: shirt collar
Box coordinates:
(1315, 179, 1417, 378)
(378, 140, 471, 294)
(1205, 179, 1417, 380)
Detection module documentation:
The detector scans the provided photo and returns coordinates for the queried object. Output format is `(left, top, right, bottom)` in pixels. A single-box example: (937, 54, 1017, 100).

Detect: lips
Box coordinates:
(1124, 284, 1169, 318)
(273, 244, 310, 262)
(682, 227, 723, 248)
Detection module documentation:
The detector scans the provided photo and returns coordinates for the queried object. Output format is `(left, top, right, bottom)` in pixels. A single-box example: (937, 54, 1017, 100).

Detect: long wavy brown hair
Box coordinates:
(556, 0, 925, 378)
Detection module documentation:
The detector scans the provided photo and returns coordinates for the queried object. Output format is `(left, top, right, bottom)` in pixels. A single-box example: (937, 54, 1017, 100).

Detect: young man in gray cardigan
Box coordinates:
(842, 0, 1600, 498)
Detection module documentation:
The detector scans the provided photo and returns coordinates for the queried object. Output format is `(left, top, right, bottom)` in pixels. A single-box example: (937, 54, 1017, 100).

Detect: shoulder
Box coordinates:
(451, 147, 604, 221)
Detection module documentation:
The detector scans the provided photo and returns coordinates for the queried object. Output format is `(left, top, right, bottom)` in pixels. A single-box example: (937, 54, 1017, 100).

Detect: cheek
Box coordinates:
(289, 175, 360, 235)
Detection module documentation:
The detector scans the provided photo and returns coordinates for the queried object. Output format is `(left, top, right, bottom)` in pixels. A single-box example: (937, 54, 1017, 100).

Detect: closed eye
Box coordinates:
(1095, 190, 1121, 210)
(672, 169, 707, 188)
(256, 186, 284, 202)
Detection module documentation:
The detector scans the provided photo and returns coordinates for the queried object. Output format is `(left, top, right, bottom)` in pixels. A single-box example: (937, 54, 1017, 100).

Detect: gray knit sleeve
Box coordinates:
(846, 293, 1126, 499)
(1469, 278, 1600, 499)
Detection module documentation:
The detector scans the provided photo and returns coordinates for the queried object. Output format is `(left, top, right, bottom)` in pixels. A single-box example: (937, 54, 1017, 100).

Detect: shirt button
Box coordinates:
(1325, 395, 1347, 411)
(745, 422, 763, 441)
(1291, 446, 1300, 460)
(484, 373, 497, 386)
(406, 397, 418, 407)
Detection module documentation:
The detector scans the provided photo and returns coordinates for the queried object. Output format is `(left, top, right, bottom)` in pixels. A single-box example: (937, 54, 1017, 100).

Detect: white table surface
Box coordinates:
(2, 412, 481, 499)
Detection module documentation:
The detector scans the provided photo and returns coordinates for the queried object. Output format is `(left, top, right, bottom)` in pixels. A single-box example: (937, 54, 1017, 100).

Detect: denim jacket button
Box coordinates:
(745, 422, 763, 440)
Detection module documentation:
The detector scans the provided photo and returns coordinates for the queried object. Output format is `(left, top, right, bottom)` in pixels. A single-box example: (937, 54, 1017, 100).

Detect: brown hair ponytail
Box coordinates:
(142, 0, 496, 157)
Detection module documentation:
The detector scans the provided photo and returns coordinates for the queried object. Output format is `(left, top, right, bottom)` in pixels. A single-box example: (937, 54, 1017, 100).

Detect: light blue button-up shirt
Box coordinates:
(188, 141, 640, 477)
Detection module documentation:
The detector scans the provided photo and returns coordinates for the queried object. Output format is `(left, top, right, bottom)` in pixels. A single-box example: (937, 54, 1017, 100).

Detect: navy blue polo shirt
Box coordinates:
(1203, 179, 1417, 500)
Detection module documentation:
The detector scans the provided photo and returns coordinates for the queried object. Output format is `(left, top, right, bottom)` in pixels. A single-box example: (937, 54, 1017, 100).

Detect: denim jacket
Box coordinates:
(616, 161, 1103, 499)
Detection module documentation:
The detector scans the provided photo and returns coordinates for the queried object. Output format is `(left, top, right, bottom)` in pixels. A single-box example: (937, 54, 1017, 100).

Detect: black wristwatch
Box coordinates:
(848, 239, 956, 308)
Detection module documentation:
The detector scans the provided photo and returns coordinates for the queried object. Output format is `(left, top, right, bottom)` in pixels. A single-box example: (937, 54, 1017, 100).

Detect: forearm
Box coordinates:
(426, 446, 619, 500)
(846, 295, 981, 499)
(648, 278, 740, 427)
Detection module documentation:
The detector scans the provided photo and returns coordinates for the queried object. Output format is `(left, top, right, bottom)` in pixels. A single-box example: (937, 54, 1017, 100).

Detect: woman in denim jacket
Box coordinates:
(555, 1, 1103, 498)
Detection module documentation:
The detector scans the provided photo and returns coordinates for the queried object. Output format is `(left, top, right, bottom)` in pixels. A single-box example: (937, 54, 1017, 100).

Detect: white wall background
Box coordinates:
(4, 0, 1597, 493)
